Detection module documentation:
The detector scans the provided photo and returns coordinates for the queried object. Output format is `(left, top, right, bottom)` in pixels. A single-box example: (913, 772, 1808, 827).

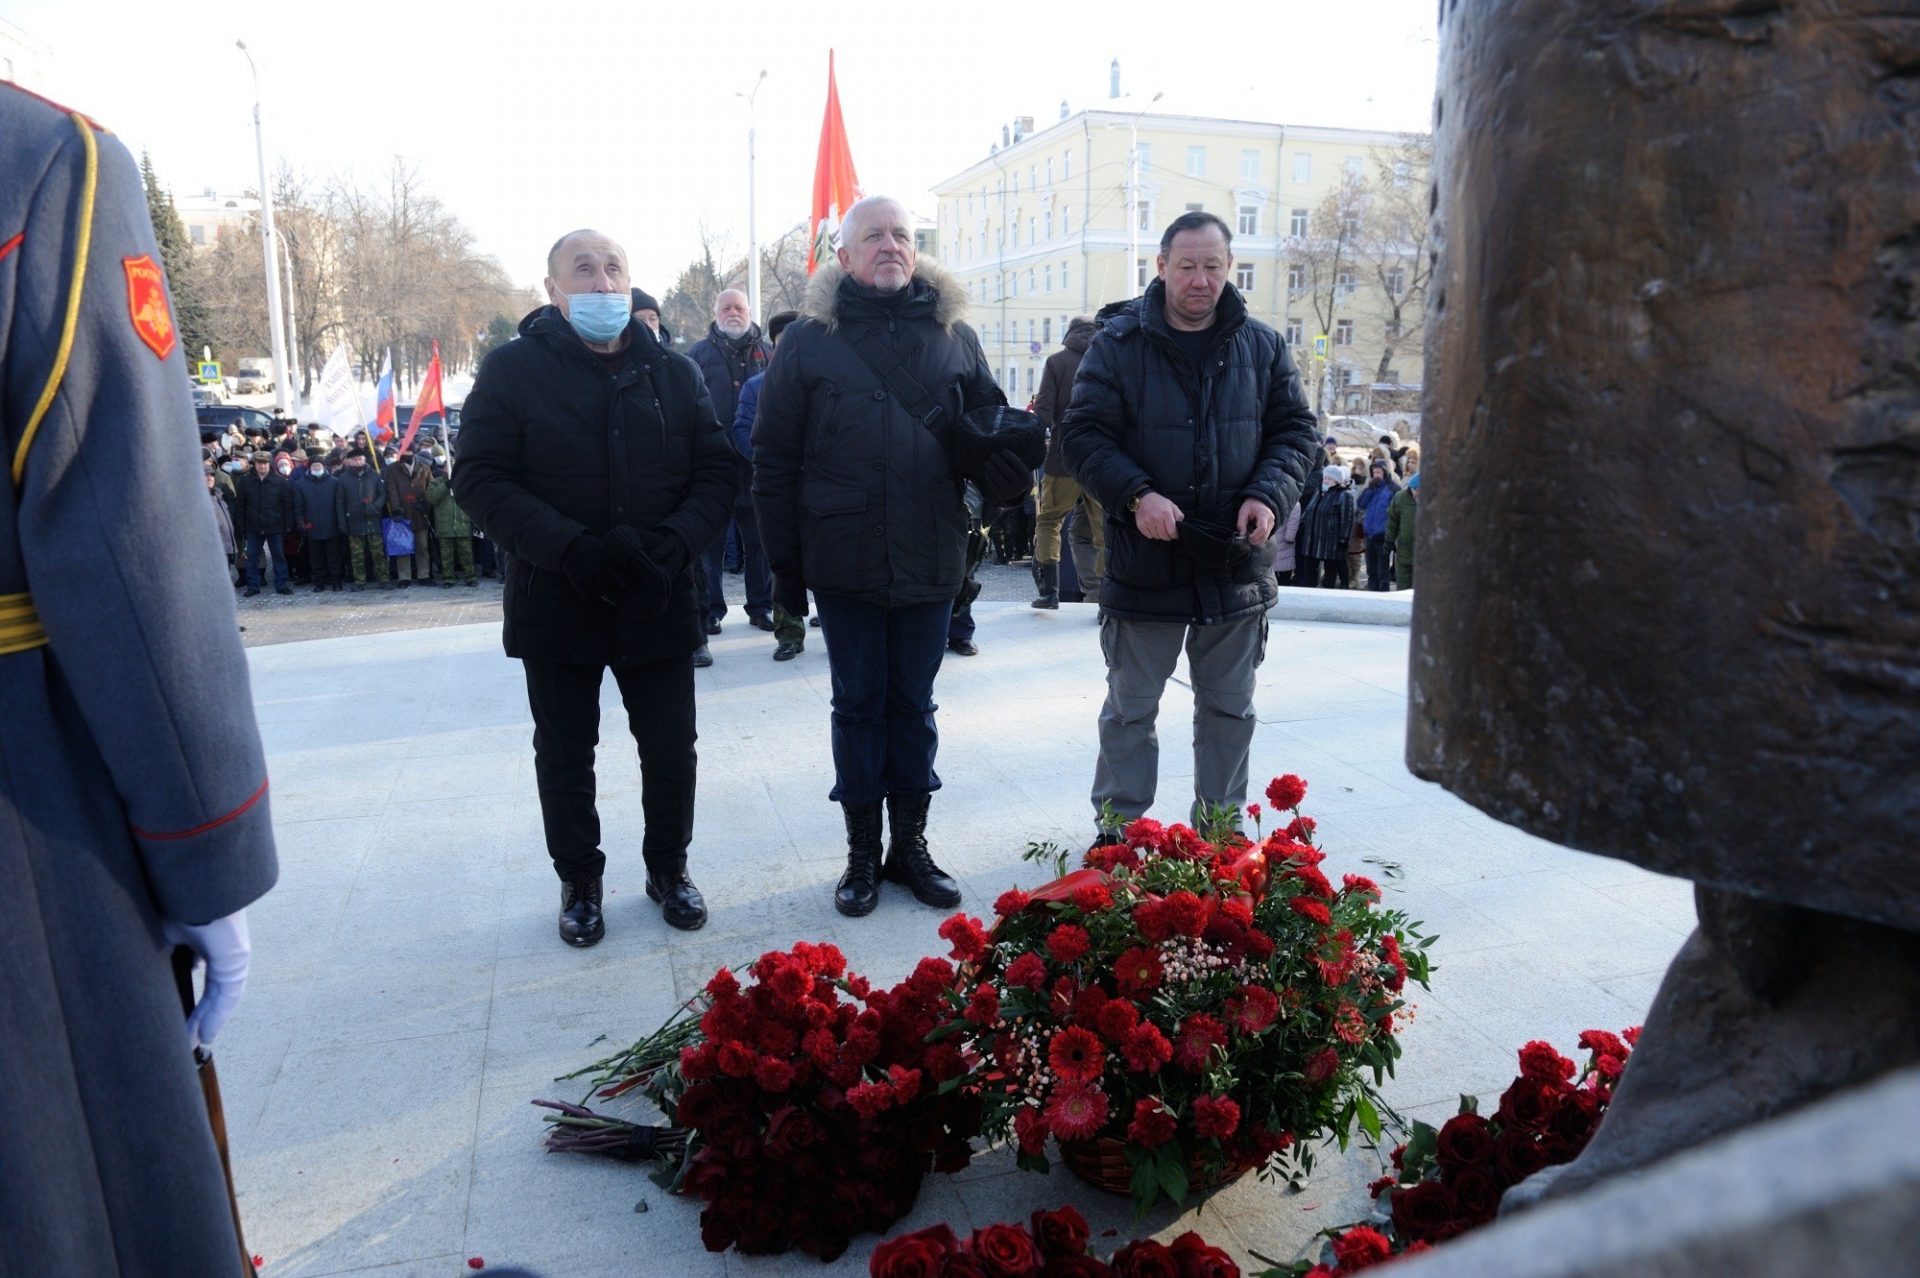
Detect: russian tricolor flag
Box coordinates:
(371, 350, 396, 443)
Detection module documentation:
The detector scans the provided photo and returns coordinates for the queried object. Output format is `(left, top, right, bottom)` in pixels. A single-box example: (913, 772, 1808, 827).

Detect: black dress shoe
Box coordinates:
(646, 871, 708, 931)
(809, 615, 822, 628)
(243, 587, 260, 597)
(773, 640, 802, 662)
(559, 876, 605, 947)
(748, 613, 775, 632)
(704, 618, 722, 636)
(692, 644, 713, 668)
(275, 586, 293, 595)
(836, 801, 885, 917)
(882, 792, 962, 907)
(948, 639, 979, 657)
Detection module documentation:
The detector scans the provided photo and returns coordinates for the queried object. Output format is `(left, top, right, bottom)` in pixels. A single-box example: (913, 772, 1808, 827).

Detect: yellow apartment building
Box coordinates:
(929, 110, 1427, 417)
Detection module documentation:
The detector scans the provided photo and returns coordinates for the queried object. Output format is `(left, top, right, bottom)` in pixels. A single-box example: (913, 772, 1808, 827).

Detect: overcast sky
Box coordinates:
(8, 0, 1438, 299)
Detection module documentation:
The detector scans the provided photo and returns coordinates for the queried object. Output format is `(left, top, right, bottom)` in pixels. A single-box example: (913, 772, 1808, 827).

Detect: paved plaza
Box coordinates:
(225, 600, 1694, 1276)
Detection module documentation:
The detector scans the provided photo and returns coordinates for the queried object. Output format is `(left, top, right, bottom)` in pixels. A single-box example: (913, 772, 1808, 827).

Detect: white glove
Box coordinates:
(161, 909, 252, 1051)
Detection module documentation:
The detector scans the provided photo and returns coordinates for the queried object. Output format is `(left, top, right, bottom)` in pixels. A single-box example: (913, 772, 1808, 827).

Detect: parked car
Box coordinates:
(191, 383, 228, 407)
(396, 402, 463, 444)
(234, 357, 274, 395)
(196, 404, 276, 441)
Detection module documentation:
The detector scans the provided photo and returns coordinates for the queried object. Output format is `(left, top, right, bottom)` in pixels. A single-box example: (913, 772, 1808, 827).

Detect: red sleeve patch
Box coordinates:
(123, 254, 176, 360)
(0, 233, 21, 264)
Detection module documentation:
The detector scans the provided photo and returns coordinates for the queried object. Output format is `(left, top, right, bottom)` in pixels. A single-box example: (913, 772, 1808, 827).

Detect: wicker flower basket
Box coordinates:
(1058, 1136, 1260, 1197)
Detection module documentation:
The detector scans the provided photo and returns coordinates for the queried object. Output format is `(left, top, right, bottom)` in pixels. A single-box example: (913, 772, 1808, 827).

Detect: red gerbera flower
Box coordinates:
(1174, 1013, 1228, 1073)
(1044, 1080, 1110, 1141)
(1122, 1023, 1173, 1073)
(1224, 985, 1280, 1035)
(1046, 924, 1092, 965)
(1289, 896, 1333, 926)
(1191, 1093, 1241, 1140)
(1265, 774, 1308, 810)
(1005, 951, 1050, 991)
(1048, 1026, 1106, 1082)
(1114, 946, 1163, 997)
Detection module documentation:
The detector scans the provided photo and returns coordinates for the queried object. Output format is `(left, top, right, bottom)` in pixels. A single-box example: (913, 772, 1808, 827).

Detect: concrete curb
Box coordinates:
(1268, 586, 1413, 627)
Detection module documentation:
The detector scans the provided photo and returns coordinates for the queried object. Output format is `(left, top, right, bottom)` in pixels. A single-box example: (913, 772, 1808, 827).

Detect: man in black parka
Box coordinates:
(1063, 212, 1318, 839)
(455, 228, 737, 945)
(753, 196, 1019, 918)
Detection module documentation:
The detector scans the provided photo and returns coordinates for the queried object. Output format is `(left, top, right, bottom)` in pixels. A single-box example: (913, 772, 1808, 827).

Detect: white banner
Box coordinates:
(313, 345, 361, 437)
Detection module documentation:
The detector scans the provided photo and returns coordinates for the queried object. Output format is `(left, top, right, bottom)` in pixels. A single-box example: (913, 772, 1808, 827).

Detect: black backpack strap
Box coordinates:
(842, 323, 950, 440)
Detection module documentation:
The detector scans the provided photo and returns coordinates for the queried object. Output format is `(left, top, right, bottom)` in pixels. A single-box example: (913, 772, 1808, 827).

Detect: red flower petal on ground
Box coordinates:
(1191, 1093, 1241, 1140)
(1289, 896, 1332, 926)
(1049, 1026, 1107, 1083)
(1005, 951, 1050, 991)
(1265, 774, 1308, 810)
(1121, 1023, 1173, 1073)
(1173, 1014, 1228, 1073)
(1045, 1080, 1111, 1141)
(467, 1260, 483, 1271)
(1114, 946, 1163, 997)
(1047, 924, 1093, 964)
(1126, 1097, 1178, 1147)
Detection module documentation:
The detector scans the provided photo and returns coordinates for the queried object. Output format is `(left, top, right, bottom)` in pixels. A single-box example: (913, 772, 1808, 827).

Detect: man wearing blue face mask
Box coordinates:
(455, 228, 738, 946)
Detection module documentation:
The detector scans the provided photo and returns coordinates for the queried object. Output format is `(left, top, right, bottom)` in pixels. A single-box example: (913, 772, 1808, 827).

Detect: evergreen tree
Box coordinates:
(140, 151, 211, 363)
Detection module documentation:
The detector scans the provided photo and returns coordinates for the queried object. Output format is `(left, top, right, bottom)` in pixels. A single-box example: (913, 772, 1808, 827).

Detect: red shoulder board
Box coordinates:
(124, 255, 176, 360)
(0, 80, 107, 131)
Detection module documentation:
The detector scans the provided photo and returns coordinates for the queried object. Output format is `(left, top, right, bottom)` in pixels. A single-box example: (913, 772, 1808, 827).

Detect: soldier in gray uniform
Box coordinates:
(0, 83, 279, 1275)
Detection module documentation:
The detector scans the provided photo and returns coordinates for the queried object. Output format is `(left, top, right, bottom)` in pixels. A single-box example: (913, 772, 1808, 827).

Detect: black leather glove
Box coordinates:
(981, 450, 1034, 505)
(559, 533, 618, 601)
(773, 570, 808, 620)
(603, 525, 672, 617)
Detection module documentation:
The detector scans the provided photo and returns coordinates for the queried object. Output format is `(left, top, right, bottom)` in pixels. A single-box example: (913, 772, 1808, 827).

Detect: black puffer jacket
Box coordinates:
(752, 258, 1002, 608)
(232, 471, 294, 536)
(686, 323, 772, 505)
(1035, 318, 1097, 477)
(336, 467, 385, 536)
(1061, 280, 1318, 624)
(454, 306, 738, 665)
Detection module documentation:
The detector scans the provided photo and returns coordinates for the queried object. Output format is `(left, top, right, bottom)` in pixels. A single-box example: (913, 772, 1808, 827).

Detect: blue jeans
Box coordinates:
(815, 594, 951, 804)
(699, 509, 771, 622)
(245, 530, 288, 590)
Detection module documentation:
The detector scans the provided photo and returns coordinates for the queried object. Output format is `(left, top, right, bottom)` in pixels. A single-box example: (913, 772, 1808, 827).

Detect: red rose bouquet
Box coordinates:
(535, 942, 983, 1261)
(933, 775, 1434, 1213)
(1270, 1026, 1639, 1274)
(870, 1205, 1244, 1278)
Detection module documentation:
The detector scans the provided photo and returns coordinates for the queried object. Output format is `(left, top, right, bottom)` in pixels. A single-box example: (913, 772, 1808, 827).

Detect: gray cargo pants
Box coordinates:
(1091, 612, 1268, 830)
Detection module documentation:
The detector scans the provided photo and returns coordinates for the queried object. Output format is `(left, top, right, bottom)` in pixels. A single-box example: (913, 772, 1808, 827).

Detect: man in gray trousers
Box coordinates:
(1062, 212, 1318, 838)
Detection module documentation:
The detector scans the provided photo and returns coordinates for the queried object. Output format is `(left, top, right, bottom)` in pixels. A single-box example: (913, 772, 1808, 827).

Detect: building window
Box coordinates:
(1046, 157, 1054, 184)
(1288, 263, 1306, 292)
(1013, 173, 1020, 195)
(1345, 156, 1364, 178)
(1186, 145, 1207, 177)
(1007, 365, 1019, 391)
(1064, 151, 1072, 179)
(1386, 267, 1406, 297)
(1011, 219, 1020, 247)
(1285, 318, 1304, 346)
(1393, 160, 1412, 188)
(1137, 258, 1150, 289)
(1136, 142, 1152, 174)
(1137, 200, 1152, 231)
(1043, 317, 1052, 344)
(1385, 315, 1403, 339)
(1337, 271, 1355, 299)
(1011, 272, 1019, 297)
(1234, 263, 1255, 292)
(1289, 207, 1309, 236)
(1044, 210, 1053, 239)
(1061, 260, 1070, 290)
(189, 224, 205, 245)
(1029, 216, 1037, 244)
(1335, 319, 1354, 346)
(1237, 205, 1259, 236)
(1043, 264, 1053, 293)
(1027, 365, 1037, 396)
(1292, 152, 1312, 183)
(1342, 211, 1363, 237)
(1029, 165, 1036, 189)
(1027, 268, 1036, 293)
(1062, 205, 1072, 234)
(1240, 149, 1260, 181)
(1184, 202, 1204, 214)
(1028, 319, 1036, 345)
(1337, 366, 1356, 387)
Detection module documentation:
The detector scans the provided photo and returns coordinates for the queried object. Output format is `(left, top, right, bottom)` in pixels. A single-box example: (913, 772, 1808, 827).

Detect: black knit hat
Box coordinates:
(630, 287, 662, 314)
(949, 405, 1047, 480)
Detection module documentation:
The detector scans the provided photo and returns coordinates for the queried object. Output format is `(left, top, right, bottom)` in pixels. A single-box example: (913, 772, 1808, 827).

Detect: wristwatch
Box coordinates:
(1128, 487, 1153, 514)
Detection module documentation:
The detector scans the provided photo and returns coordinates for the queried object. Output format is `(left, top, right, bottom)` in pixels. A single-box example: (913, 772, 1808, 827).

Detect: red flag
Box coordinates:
(808, 50, 862, 274)
(398, 341, 444, 453)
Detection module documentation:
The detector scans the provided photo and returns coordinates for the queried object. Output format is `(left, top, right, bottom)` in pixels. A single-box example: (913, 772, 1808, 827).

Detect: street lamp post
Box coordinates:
(1127, 91, 1163, 297)
(738, 70, 768, 320)
(237, 39, 292, 417)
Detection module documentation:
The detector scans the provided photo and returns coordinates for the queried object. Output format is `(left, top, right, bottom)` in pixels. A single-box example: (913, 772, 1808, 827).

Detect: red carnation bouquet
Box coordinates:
(535, 942, 983, 1261)
(933, 774, 1434, 1214)
(871, 1205, 1245, 1278)
(1275, 1027, 1639, 1274)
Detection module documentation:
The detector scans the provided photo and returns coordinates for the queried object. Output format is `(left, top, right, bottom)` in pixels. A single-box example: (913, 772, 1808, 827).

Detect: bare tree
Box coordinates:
(1288, 170, 1370, 414)
(660, 221, 734, 346)
(1354, 135, 1433, 384)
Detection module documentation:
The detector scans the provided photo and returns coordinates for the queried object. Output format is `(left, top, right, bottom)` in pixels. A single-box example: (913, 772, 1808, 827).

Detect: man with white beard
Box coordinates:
(686, 289, 775, 660)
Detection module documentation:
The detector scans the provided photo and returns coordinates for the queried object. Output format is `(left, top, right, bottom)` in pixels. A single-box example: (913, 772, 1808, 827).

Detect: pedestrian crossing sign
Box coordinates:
(197, 361, 222, 383)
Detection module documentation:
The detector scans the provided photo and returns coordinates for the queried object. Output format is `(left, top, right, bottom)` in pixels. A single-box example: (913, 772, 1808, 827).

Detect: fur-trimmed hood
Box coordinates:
(801, 255, 971, 332)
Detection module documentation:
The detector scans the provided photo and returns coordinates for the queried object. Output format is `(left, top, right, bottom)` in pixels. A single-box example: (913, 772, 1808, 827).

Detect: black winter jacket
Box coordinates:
(454, 307, 738, 665)
(751, 259, 1002, 608)
(1035, 319, 1096, 477)
(232, 472, 294, 536)
(1298, 484, 1359, 561)
(1061, 280, 1318, 624)
(686, 324, 772, 507)
(336, 468, 385, 537)
(293, 472, 343, 540)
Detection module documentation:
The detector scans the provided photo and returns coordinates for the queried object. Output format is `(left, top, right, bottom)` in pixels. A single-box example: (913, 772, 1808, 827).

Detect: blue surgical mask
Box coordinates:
(565, 292, 632, 343)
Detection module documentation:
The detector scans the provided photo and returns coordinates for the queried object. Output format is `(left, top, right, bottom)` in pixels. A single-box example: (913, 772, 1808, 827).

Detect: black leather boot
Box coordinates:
(645, 866, 708, 931)
(882, 792, 961, 908)
(559, 875, 605, 947)
(1030, 562, 1060, 610)
(836, 801, 885, 917)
